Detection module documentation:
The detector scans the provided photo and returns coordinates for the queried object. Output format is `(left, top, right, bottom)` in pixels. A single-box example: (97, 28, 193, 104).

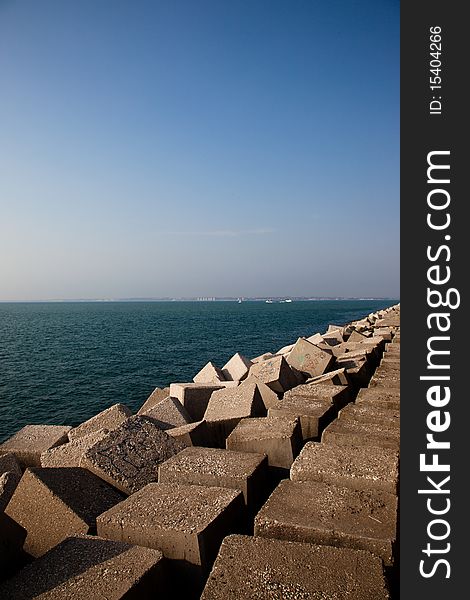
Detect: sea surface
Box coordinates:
(0, 300, 395, 442)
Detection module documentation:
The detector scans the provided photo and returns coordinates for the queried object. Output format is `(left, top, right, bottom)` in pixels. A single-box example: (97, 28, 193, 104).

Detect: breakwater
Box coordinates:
(1, 303, 400, 598)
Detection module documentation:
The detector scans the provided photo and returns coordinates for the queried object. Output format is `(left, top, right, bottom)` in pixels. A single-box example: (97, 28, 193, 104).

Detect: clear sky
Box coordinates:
(0, 0, 399, 300)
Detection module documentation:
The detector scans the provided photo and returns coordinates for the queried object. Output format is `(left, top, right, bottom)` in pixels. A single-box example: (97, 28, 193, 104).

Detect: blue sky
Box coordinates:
(0, 0, 399, 300)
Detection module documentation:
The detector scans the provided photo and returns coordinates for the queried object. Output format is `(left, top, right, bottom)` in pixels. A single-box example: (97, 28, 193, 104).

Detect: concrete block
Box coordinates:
(193, 362, 225, 384)
(41, 429, 108, 468)
(348, 330, 369, 342)
(306, 333, 323, 345)
(170, 383, 225, 421)
(374, 327, 393, 342)
(322, 329, 344, 345)
(356, 387, 400, 409)
(5, 467, 124, 557)
(81, 415, 186, 495)
(268, 397, 337, 441)
(305, 367, 349, 386)
(222, 353, 253, 381)
(286, 338, 335, 378)
(248, 355, 299, 393)
(276, 343, 295, 355)
(0, 534, 168, 599)
(167, 420, 210, 447)
(158, 447, 268, 509)
(142, 396, 191, 430)
(0, 471, 21, 513)
(322, 419, 400, 450)
(204, 381, 266, 446)
(137, 386, 171, 414)
(226, 417, 303, 469)
(339, 403, 400, 428)
(283, 383, 351, 410)
(97, 482, 245, 581)
(330, 341, 378, 362)
(254, 479, 397, 566)
(0, 512, 27, 582)
(0, 425, 72, 468)
(380, 358, 400, 369)
(69, 404, 132, 441)
(335, 356, 373, 388)
(0, 451, 22, 477)
(290, 441, 399, 493)
(201, 535, 390, 600)
(327, 324, 344, 333)
(368, 370, 400, 389)
(251, 352, 276, 363)
(243, 375, 280, 410)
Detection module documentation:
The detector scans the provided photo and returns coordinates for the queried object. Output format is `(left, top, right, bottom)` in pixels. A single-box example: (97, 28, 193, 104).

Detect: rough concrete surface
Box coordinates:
(0, 534, 168, 599)
(202, 534, 390, 599)
(255, 479, 397, 565)
(81, 415, 186, 495)
(5, 467, 124, 557)
(0, 425, 72, 468)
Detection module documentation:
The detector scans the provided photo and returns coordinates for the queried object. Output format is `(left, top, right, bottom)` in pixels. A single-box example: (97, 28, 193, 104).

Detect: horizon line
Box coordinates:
(0, 296, 400, 303)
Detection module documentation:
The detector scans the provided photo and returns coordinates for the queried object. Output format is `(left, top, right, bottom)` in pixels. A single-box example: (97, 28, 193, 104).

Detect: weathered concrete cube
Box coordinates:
(68, 404, 132, 441)
(286, 338, 335, 378)
(0, 471, 21, 512)
(335, 356, 373, 388)
(369, 369, 400, 389)
(158, 447, 268, 510)
(306, 333, 324, 345)
(330, 342, 377, 364)
(97, 482, 245, 578)
(248, 355, 299, 393)
(142, 396, 191, 430)
(201, 535, 390, 600)
(322, 419, 400, 450)
(137, 386, 171, 414)
(0, 451, 22, 477)
(167, 420, 210, 447)
(306, 367, 349, 386)
(203, 381, 266, 446)
(255, 479, 397, 565)
(222, 353, 253, 381)
(0, 425, 71, 468)
(243, 375, 280, 410)
(356, 387, 400, 409)
(0, 534, 168, 599)
(276, 343, 295, 355)
(339, 403, 400, 428)
(290, 441, 399, 493)
(0, 512, 27, 582)
(283, 382, 351, 408)
(321, 330, 344, 346)
(374, 327, 393, 342)
(348, 329, 369, 342)
(170, 383, 225, 421)
(81, 415, 186, 495)
(40, 429, 109, 468)
(268, 397, 336, 441)
(251, 352, 276, 363)
(380, 356, 400, 366)
(5, 467, 124, 557)
(226, 417, 303, 469)
(193, 361, 225, 384)
(327, 324, 345, 333)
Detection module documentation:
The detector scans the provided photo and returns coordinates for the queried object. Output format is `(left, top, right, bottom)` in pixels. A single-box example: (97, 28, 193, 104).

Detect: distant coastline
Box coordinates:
(0, 296, 399, 304)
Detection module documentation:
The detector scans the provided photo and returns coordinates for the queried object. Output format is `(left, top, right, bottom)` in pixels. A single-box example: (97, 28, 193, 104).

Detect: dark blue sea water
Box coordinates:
(0, 300, 395, 442)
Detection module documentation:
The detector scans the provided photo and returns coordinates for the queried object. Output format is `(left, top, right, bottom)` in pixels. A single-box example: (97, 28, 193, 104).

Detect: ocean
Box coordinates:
(0, 299, 395, 442)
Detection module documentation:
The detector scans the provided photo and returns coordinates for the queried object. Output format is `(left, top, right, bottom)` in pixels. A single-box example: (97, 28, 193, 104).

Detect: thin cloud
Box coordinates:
(161, 228, 276, 237)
